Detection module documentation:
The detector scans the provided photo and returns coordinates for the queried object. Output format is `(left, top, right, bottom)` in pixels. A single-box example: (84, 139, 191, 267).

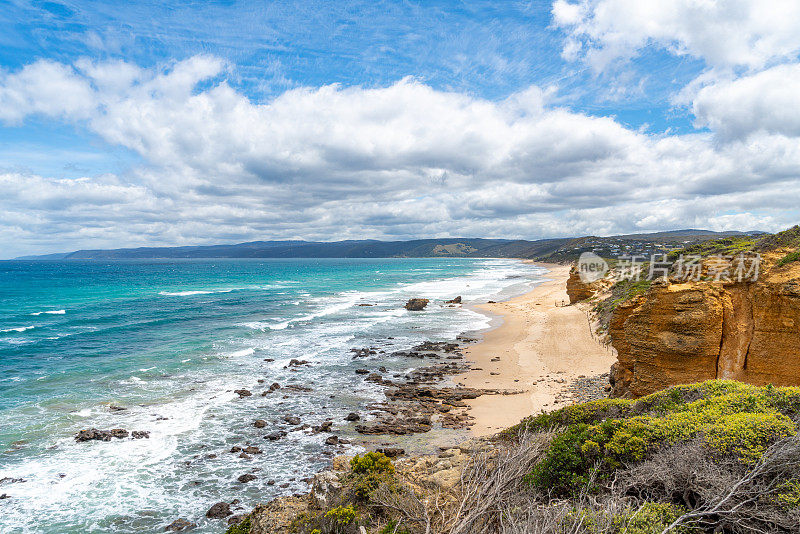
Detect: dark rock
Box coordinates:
(265, 431, 286, 441)
(242, 446, 261, 454)
(267, 480, 276, 486)
(230, 446, 242, 453)
(131, 431, 150, 439)
(404, 298, 429, 311)
(324, 435, 339, 445)
(165, 518, 196, 531)
(205, 501, 232, 519)
(253, 419, 267, 428)
(108, 405, 127, 412)
(445, 296, 462, 304)
(233, 389, 252, 397)
(227, 515, 245, 526)
(74, 428, 129, 442)
(288, 359, 309, 367)
(313, 420, 333, 433)
(354, 368, 369, 375)
(376, 447, 405, 458)
(283, 415, 301, 425)
(344, 412, 360, 421)
(237, 474, 257, 483)
(0, 494, 9, 499)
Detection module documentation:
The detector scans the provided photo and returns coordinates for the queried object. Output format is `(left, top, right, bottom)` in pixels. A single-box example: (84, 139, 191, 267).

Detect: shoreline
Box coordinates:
(456, 262, 616, 435)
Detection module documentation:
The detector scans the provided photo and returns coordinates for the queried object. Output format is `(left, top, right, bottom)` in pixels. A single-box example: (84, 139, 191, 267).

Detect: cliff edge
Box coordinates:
(608, 226, 800, 398)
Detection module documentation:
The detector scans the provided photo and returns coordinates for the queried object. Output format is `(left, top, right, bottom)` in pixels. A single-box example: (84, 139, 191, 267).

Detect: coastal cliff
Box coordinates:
(608, 227, 800, 398)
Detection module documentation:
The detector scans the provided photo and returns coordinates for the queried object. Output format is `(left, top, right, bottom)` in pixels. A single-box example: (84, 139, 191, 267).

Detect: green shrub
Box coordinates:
(225, 516, 251, 534)
(526, 424, 594, 494)
(324, 505, 357, 528)
(612, 502, 691, 533)
(526, 381, 799, 496)
(350, 452, 394, 475)
(778, 250, 800, 266)
(379, 519, 411, 534)
(347, 452, 396, 500)
(568, 502, 695, 533)
(776, 478, 800, 509)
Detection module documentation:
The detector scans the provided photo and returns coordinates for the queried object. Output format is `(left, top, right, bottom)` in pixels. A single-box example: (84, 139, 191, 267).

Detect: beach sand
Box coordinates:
(457, 263, 616, 436)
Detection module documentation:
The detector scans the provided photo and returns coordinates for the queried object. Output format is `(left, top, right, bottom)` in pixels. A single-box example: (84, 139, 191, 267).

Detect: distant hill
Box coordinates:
(15, 230, 767, 261)
(16, 238, 571, 260)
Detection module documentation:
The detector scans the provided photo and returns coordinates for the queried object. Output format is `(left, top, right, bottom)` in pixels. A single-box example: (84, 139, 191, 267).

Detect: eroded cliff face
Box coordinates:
(566, 266, 610, 304)
(610, 262, 800, 398)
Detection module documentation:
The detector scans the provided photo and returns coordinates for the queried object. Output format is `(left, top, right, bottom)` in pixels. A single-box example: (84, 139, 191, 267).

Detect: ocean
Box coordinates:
(0, 258, 546, 533)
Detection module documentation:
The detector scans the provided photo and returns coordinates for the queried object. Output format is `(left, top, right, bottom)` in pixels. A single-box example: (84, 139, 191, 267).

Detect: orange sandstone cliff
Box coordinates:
(609, 252, 800, 398)
(566, 266, 610, 304)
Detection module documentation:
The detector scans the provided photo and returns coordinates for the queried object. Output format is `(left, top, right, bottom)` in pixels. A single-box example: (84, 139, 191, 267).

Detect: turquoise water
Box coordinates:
(0, 258, 545, 533)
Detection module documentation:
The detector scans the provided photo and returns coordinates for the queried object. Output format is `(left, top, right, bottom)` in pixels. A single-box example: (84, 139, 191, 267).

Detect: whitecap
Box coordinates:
(30, 309, 66, 316)
(229, 348, 255, 358)
(158, 289, 234, 296)
(1, 325, 35, 333)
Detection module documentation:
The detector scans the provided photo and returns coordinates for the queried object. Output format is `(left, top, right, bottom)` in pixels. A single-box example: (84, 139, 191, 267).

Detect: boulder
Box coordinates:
(253, 419, 267, 428)
(74, 428, 129, 442)
(283, 415, 301, 426)
(309, 471, 343, 509)
(233, 389, 252, 397)
(445, 296, 462, 304)
(344, 412, 360, 421)
(404, 298, 429, 311)
(376, 447, 405, 458)
(205, 501, 232, 519)
(237, 474, 257, 483)
(164, 518, 196, 531)
(131, 431, 150, 439)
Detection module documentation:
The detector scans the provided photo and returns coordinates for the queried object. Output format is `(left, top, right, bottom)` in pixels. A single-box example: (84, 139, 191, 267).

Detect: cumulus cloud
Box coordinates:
(552, 0, 800, 71)
(1, 55, 799, 257)
(692, 64, 800, 141)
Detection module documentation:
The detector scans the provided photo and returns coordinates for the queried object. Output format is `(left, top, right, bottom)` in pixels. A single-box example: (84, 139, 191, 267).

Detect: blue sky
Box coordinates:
(1, 0, 799, 257)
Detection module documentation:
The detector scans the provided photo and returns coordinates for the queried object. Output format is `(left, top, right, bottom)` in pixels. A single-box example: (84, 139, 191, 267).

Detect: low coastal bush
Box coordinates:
(522, 381, 800, 497)
(567, 502, 695, 534)
(778, 250, 800, 266)
(225, 516, 251, 534)
(347, 452, 396, 500)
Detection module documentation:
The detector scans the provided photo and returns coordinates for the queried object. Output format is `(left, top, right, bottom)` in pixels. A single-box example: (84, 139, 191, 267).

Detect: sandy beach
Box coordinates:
(457, 263, 616, 436)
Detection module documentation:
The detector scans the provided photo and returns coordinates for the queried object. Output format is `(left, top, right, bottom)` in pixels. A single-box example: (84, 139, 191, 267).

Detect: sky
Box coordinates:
(1, 0, 800, 258)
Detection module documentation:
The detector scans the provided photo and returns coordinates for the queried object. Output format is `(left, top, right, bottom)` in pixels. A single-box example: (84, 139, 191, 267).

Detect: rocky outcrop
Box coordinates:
(405, 298, 429, 311)
(246, 441, 491, 534)
(566, 266, 609, 303)
(74, 428, 149, 442)
(610, 271, 800, 398)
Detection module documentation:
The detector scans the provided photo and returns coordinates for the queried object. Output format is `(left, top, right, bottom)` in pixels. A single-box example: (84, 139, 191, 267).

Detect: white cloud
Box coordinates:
(553, 0, 800, 71)
(692, 64, 800, 141)
(0, 61, 95, 123)
(0, 56, 799, 257)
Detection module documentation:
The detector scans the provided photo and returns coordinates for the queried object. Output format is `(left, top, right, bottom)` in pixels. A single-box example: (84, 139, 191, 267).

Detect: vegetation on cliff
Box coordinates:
(228, 380, 800, 534)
